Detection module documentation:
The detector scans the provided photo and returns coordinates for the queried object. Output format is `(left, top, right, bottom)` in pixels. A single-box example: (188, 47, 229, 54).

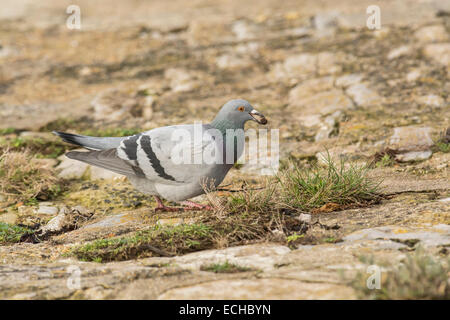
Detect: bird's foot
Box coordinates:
(154, 195, 182, 212)
(180, 201, 213, 211)
(154, 205, 181, 212)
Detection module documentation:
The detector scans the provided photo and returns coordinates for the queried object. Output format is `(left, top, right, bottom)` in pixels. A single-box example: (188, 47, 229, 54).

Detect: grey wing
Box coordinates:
(66, 149, 144, 177)
(117, 125, 220, 184)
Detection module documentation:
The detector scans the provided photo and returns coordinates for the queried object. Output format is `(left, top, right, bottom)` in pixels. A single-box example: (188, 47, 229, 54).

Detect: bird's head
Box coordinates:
(214, 99, 267, 128)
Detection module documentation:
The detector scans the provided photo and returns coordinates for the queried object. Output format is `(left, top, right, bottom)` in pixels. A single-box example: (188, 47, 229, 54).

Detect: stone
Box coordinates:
(282, 53, 316, 77)
(406, 69, 422, 82)
(55, 155, 89, 179)
(142, 96, 155, 120)
(387, 45, 411, 60)
(312, 11, 341, 31)
(297, 214, 312, 224)
(91, 88, 138, 121)
(388, 126, 434, 153)
(289, 89, 353, 115)
(215, 54, 252, 70)
(314, 111, 341, 141)
(289, 77, 335, 99)
(187, 21, 231, 46)
(414, 25, 448, 43)
(314, 123, 335, 141)
(343, 225, 450, 247)
(158, 278, 354, 299)
(297, 114, 323, 128)
(231, 20, 258, 40)
(416, 94, 445, 107)
(35, 205, 58, 215)
(172, 244, 291, 272)
(395, 151, 432, 162)
(423, 43, 450, 66)
(317, 52, 342, 75)
(164, 68, 200, 93)
(89, 166, 124, 180)
(345, 83, 381, 107)
(335, 74, 363, 88)
(40, 213, 66, 233)
(80, 212, 141, 231)
(0, 212, 18, 224)
(17, 206, 33, 215)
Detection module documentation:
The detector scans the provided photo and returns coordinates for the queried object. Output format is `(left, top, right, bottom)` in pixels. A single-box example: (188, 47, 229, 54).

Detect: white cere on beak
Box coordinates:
(249, 109, 267, 124)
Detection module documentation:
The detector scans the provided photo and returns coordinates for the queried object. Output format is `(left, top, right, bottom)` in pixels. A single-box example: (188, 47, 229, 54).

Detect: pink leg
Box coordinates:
(154, 196, 180, 212)
(181, 200, 213, 211)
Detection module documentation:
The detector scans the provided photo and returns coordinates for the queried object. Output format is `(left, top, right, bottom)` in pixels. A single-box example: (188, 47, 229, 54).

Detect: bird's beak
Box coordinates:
(249, 109, 267, 125)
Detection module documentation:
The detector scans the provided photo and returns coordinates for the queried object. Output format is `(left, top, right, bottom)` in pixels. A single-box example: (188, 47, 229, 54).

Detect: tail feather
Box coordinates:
(53, 131, 128, 150)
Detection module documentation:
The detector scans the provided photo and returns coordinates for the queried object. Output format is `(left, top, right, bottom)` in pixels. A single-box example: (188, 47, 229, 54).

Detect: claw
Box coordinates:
(153, 196, 213, 212)
(154, 196, 181, 212)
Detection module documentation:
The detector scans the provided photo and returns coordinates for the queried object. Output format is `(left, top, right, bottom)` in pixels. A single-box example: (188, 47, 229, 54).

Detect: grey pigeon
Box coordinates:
(54, 99, 267, 211)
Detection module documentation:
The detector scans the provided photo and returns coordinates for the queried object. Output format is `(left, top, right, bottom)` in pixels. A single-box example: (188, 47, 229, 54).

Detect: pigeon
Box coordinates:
(53, 99, 267, 211)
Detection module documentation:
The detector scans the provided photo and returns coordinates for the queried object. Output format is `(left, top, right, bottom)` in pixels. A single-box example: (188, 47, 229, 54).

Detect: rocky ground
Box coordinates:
(0, 0, 449, 299)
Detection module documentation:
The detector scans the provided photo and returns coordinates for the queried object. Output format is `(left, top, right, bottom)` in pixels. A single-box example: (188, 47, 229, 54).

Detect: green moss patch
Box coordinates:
(200, 261, 253, 273)
(0, 223, 33, 244)
(69, 223, 214, 262)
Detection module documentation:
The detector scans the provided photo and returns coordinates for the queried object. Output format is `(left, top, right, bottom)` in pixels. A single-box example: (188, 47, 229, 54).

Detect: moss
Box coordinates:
(0, 223, 32, 244)
(434, 141, 450, 153)
(0, 128, 16, 136)
(69, 223, 214, 262)
(200, 261, 253, 273)
(64, 181, 155, 214)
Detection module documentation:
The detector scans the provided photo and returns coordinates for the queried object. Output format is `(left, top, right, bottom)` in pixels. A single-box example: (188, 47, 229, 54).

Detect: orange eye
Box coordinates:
(238, 106, 245, 112)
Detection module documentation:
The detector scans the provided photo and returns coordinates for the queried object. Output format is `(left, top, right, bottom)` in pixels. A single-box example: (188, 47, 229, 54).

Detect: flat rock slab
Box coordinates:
(53, 211, 150, 244)
(343, 225, 450, 247)
(157, 278, 356, 300)
(170, 244, 291, 272)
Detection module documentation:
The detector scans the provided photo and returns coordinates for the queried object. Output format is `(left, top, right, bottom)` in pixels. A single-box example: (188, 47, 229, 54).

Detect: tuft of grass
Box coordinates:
(226, 183, 276, 214)
(0, 149, 64, 204)
(351, 248, 450, 299)
(69, 223, 214, 262)
(0, 223, 32, 244)
(277, 156, 380, 211)
(376, 154, 395, 167)
(200, 261, 253, 273)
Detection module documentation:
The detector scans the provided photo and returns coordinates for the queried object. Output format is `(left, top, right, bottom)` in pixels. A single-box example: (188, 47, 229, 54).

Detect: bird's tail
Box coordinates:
(53, 131, 127, 150)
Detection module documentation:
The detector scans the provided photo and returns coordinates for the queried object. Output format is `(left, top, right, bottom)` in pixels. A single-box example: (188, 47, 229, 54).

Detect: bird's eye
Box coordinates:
(237, 106, 245, 112)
